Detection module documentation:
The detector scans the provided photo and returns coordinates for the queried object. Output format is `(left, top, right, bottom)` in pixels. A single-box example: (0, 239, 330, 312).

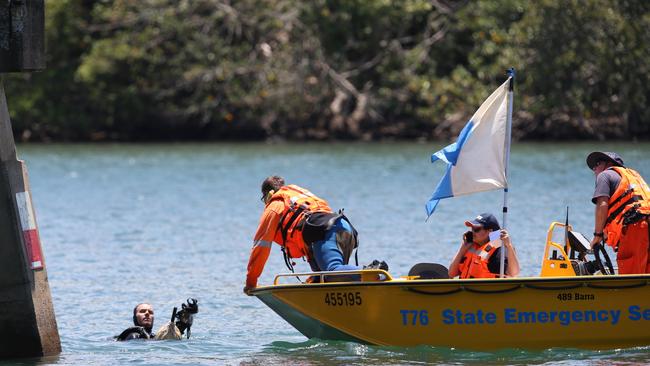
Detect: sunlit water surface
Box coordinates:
(5, 142, 650, 365)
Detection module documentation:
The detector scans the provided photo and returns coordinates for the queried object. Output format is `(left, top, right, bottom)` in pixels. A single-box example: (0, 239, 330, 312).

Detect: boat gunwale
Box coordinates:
(251, 274, 650, 295)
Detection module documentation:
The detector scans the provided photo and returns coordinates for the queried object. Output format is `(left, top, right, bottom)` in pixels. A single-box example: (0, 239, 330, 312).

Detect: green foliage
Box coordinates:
(2, 0, 649, 141)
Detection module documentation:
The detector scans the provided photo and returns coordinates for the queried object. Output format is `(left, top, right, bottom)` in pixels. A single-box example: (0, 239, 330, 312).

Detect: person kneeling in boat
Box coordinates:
(244, 175, 387, 295)
(115, 299, 198, 341)
(448, 213, 520, 279)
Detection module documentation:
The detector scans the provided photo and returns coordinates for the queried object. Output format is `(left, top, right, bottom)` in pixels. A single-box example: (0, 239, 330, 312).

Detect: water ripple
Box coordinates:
(7, 142, 650, 365)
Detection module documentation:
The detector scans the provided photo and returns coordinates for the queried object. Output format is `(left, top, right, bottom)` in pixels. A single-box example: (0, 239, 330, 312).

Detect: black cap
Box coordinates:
(465, 213, 500, 231)
(586, 151, 624, 169)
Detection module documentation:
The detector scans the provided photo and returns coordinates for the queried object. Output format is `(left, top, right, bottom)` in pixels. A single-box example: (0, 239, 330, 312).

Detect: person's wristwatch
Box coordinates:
(593, 232, 604, 237)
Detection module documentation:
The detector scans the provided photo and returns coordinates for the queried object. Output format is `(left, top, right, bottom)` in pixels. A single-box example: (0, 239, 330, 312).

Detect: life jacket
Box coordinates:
(604, 167, 650, 248)
(269, 185, 332, 260)
(458, 241, 500, 279)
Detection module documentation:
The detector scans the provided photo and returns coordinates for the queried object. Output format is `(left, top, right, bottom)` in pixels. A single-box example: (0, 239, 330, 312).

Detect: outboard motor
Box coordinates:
(568, 231, 615, 275)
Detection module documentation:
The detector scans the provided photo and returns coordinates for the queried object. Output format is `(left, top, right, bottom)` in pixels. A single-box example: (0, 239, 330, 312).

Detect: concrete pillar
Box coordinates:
(0, 80, 60, 358)
(0, 1, 60, 357)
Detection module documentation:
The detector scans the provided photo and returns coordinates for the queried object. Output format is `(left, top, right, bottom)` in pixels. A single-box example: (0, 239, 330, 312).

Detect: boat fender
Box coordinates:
(408, 263, 450, 279)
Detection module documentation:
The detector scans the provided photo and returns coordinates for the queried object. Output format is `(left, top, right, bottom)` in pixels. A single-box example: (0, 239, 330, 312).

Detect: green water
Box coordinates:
(7, 141, 650, 365)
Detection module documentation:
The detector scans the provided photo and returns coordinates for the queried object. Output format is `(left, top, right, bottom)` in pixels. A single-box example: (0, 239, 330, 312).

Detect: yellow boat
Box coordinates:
(251, 223, 650, 349)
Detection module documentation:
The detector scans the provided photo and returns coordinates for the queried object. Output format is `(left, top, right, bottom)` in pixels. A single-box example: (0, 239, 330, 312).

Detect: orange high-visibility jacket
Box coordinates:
(604, 167, 650, 248)
(246, 185, 331, 288)
(458, 241, 500, 279)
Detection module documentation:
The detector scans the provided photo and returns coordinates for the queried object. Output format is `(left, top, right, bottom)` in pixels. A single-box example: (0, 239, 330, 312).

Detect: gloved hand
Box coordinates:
(174, 298, 198, 339)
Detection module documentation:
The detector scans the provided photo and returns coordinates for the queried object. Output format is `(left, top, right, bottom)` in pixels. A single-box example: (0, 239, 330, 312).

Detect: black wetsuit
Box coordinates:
(115, 326, 154, 341)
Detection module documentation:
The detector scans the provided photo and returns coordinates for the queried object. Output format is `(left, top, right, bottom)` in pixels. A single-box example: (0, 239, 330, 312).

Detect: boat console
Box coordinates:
(540, 222, 615, 277)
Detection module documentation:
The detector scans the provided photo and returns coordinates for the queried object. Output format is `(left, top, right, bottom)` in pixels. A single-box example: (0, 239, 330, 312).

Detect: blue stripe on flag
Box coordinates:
(431, 121, 474, 165)
(425, 163, 454, 216)
(426, 120, 475, 217)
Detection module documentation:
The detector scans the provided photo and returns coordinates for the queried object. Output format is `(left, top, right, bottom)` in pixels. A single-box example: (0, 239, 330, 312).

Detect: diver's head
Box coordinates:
(133, 303, 154, 331)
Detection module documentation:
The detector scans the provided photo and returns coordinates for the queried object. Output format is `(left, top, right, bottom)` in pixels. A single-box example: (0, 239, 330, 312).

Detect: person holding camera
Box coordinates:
(448, 213, 520, 279)
(115, 299, 198, 341)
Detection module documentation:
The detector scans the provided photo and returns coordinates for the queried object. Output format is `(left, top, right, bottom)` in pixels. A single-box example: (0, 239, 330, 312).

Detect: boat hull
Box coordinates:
(253, 275, 650, 349)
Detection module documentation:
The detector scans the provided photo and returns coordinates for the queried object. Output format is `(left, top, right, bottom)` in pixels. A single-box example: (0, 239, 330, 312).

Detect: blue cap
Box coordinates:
(465, 213, 500, 231)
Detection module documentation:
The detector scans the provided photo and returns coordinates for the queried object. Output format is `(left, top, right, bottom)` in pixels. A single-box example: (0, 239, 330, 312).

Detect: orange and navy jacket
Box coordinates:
(246, 185, 331, 288)
(458, 241, 501, 279)
(603, 167, 650, 248)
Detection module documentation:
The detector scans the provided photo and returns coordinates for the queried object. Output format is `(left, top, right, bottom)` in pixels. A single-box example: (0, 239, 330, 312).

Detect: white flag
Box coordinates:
(426, 78, 510, 217)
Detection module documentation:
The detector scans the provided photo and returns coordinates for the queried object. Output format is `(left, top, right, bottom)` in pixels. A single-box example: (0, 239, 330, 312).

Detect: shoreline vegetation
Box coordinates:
(3, 0, 649, 143)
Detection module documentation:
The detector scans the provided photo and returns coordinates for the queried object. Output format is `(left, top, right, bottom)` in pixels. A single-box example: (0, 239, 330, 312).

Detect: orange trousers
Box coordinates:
(616, 219, 650, 274)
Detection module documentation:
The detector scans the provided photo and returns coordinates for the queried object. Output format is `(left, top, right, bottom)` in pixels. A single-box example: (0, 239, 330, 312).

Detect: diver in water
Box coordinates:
(115, 299, 198, 341)
(116, 303, 156, 341)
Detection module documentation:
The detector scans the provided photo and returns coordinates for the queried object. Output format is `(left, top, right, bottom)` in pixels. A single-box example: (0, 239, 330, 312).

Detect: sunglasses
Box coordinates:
(471, 226, 485, 233)
(592, 161, 607, 171)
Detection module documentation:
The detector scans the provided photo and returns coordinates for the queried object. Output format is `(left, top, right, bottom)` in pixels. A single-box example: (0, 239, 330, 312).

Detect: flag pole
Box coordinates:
(500, 68, 515, 278)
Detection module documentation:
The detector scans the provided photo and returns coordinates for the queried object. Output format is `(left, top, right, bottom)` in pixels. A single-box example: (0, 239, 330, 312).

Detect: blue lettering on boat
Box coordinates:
(446, 308, 624, 326)
(628, 305, 650, 321)
(504, 309, 620, 326)
(441, 309, 497, 325)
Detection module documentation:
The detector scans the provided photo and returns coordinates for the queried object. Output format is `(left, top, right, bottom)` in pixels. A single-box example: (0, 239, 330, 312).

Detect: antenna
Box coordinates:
(564, 206, 572, 259)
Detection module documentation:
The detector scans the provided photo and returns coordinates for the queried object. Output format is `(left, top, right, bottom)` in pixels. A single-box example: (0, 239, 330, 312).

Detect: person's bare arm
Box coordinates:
(590, 196, 609, 248)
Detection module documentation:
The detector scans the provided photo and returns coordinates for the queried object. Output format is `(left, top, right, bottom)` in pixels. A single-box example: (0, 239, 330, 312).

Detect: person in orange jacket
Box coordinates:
(448, 213, 520, 279)
(587, 151, 650, 274)
(244, 176, 386, 294)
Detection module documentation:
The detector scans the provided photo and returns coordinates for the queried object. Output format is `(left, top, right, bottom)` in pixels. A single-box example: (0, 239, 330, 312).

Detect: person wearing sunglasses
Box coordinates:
(448, 213, 520, 279)
(587, 151, 650, 274)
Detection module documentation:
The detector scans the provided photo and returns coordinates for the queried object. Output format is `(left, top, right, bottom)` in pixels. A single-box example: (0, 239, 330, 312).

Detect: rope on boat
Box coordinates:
(405, 280, 649, 295)
(523, 283, 584, 291)
(586, 280, 648, 289)
(405, 287, 463, 296)
(461, 284, 521, 294)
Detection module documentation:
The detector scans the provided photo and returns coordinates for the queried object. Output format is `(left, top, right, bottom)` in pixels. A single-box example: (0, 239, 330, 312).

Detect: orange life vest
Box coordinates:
(458, 241, 500, 279)
(269, 185, 332, 258)
(604, 167, 650, 248)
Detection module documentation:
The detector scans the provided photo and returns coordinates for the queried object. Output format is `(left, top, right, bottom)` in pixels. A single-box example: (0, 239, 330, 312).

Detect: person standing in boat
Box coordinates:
(244, 176, 386, 294)
(587, 151, 650, 274)
(448, 213, 520, 278)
